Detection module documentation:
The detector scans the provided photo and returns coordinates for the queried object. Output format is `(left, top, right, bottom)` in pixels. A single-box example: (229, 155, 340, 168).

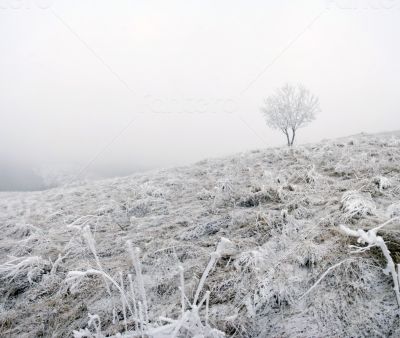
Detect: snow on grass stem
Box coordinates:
(171, 311, 189, 338)
(128, 273, 138, 324)
(68, 236, 227, 337)
(193, 252, 219, 306)
(127, 241, 149, 326)
(50, 252, 69, 275)
(0, 256, 50, 284)
(339, 217, 400, 307)
(66, 269, 123, 300)
(193, 237, 233, 306)
(82, 226, 117, 323)
(65, 268, 142, 327)
(138, 301, 145, 338)
(205, 291, 210, 326)
(178, 265, 185, 315)
(119, 272, 127, 332)
(300, 258, 355, 300)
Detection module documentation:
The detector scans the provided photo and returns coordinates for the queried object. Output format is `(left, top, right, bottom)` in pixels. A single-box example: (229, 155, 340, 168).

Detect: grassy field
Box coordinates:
(1, 131, 400, 337)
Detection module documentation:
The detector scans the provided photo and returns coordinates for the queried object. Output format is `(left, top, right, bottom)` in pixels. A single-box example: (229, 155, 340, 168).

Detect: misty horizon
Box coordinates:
(1, 0, 400, 191)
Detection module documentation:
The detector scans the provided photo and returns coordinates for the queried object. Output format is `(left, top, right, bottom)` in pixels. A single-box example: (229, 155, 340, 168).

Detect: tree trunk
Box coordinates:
(290, 128, 296, 146)
(284, 129, 290, 146)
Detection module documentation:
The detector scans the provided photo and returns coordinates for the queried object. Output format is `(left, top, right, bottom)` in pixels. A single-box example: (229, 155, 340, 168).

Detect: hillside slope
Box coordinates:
(1, 132, 400, 337)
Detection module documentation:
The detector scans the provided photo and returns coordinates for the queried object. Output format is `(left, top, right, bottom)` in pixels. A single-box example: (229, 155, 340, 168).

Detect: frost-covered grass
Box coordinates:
(339, 218, 400, 306)
(341, 190, 376, 219)
(1, 131, 400, 337)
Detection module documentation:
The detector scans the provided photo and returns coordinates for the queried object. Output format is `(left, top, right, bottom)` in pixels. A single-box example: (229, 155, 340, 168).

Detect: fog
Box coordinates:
(1, 0, 400, 191)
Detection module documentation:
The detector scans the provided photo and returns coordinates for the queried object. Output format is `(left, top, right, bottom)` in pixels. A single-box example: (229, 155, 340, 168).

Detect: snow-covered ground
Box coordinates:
(1, 131, 400, 337)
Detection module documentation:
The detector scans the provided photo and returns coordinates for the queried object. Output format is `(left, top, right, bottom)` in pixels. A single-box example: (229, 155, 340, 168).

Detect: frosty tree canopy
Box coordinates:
(261, 84, 320, 146)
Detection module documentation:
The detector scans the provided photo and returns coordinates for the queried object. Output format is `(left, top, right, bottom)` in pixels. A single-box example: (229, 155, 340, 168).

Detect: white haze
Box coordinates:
(1, 0, 400, 190)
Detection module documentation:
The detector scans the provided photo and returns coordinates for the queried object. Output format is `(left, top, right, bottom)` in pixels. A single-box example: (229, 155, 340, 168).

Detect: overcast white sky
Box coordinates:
(1, 0, 400, 189)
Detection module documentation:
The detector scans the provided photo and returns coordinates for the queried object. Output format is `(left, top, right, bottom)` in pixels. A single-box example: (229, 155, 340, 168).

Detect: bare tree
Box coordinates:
(261, 84, 320, 146)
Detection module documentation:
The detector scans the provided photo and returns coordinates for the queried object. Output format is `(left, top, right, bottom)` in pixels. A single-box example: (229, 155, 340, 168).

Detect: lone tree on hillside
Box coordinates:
(261, 84, 320, 146)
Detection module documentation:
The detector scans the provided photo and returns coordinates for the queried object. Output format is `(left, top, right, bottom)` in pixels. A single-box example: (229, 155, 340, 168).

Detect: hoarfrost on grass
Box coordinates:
(1, 131, 400, 337)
